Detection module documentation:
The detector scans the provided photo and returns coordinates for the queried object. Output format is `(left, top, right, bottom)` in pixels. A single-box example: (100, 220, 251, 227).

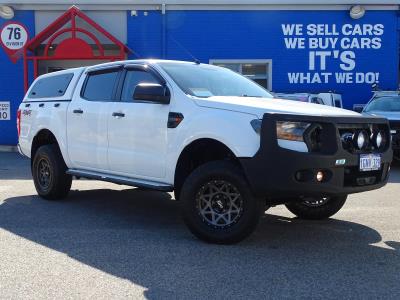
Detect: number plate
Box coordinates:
(359, 154, 381, 172)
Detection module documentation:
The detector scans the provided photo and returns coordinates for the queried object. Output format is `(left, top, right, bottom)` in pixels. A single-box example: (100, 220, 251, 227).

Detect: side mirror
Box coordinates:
(133, 83, 170, 104)
(353, 104, 365, 113)
(353, 106, 364, 114)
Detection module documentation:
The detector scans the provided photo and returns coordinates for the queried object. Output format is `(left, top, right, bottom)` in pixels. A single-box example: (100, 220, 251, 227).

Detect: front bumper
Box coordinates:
(240, 113, 393, 198)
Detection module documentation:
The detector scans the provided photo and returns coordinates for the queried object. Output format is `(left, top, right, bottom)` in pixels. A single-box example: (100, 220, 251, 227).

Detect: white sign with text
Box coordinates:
(0, 101, 11, 120)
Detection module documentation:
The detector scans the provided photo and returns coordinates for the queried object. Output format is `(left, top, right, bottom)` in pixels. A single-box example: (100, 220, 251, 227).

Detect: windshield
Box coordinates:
(364, 96, 400, 112)
(159, 62, 273, 98)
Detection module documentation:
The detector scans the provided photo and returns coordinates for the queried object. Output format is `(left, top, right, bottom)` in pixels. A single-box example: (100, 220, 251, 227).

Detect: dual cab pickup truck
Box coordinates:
(18, 60, 393, 244)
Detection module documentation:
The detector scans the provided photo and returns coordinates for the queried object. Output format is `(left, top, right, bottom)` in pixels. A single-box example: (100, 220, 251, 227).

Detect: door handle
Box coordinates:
(73, 109, 83, 114)
(112, 112, 125, 118)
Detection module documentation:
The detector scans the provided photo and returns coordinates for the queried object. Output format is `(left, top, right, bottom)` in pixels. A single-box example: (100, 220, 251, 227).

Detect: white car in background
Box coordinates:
(275, 92, 343, 108)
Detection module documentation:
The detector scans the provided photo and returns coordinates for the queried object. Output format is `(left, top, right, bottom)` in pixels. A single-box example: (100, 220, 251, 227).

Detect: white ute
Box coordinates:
(18, 60, 393, 244)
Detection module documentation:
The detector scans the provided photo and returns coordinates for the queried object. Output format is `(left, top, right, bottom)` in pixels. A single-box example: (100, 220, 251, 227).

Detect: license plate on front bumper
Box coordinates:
(360, 154, 381, 171)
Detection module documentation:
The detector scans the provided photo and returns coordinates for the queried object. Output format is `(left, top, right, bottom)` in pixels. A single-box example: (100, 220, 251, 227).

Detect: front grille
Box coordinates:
(303, 122, 337, 155)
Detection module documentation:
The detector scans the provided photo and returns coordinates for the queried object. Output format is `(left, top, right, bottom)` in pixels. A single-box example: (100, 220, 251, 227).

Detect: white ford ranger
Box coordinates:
(18, 60, 393, 244)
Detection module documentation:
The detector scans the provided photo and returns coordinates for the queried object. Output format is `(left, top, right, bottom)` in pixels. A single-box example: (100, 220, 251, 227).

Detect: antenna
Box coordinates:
(169, 35, 200, 64)
(371, 83, 380, 91)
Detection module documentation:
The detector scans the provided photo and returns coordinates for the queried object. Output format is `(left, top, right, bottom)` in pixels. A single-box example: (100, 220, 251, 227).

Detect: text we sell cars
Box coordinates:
(284, 24, 384, 37)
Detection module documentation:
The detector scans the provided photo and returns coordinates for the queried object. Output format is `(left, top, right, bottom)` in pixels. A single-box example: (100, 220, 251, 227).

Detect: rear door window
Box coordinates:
(82, 70, 120, 101)
(29, 73, 74, 98)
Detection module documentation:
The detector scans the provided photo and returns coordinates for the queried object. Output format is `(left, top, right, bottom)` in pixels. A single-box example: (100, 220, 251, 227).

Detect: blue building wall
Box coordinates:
(0, 11, 35, 145)
(128, 10, 399, 109)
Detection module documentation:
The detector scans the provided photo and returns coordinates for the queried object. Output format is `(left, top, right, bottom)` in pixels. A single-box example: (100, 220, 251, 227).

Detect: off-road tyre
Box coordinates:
(180, 161, 263, 244)
(32, 144, 72, 200)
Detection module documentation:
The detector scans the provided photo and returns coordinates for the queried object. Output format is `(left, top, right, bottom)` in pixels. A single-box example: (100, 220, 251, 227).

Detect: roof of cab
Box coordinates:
(24, 59, 197, 101)
(84, 59, 199, 72)
(36, 66, 86, 79)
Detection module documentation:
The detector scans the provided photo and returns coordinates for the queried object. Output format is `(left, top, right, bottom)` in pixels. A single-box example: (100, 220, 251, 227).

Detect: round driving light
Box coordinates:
(354, 130, 368, 150)
(372, 130, 386, 149)
(316, 171, 324, 182)
(376, 132, 383, 147)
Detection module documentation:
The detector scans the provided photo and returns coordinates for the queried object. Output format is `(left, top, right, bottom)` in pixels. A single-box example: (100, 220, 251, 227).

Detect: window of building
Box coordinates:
(209, 60, 272, 90)
(82, 70, 119, 101)
(29, 73, 74, 98)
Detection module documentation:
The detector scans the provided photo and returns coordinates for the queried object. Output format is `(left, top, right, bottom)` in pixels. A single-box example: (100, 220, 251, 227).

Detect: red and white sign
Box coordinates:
(0, 22, 29, 63)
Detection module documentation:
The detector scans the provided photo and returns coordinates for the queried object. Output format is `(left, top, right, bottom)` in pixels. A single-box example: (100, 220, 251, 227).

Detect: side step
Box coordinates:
(66, 169, 173, 192)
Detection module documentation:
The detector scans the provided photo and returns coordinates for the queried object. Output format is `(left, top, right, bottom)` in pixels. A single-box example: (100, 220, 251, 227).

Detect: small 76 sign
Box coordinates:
(0, 22, 29, 63)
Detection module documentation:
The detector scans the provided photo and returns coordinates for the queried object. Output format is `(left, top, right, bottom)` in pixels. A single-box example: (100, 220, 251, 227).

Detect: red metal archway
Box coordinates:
(23, 6, 131, 91)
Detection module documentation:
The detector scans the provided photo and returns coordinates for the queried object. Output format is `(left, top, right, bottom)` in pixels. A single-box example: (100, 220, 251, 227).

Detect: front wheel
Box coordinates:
(180, 161, 263, 244)
(285, 195, 347, 220)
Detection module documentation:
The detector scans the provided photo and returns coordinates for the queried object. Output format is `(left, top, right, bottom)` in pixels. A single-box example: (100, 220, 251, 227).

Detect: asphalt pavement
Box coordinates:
(0, 151, 399, 299)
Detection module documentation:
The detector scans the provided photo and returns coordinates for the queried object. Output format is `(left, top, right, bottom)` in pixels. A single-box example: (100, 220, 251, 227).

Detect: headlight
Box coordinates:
(276, 121, 311, 141)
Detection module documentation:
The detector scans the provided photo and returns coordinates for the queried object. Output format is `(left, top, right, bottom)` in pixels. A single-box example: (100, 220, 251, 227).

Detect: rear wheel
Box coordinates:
(285, 195, 347, 220)
(32, 144, 72, 200)
(180, 161, 263, 244)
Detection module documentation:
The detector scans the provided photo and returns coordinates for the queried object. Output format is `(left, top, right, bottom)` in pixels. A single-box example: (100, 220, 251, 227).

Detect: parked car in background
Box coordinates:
(362, 91, 400, 160)
(275, 92, 343, 108)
